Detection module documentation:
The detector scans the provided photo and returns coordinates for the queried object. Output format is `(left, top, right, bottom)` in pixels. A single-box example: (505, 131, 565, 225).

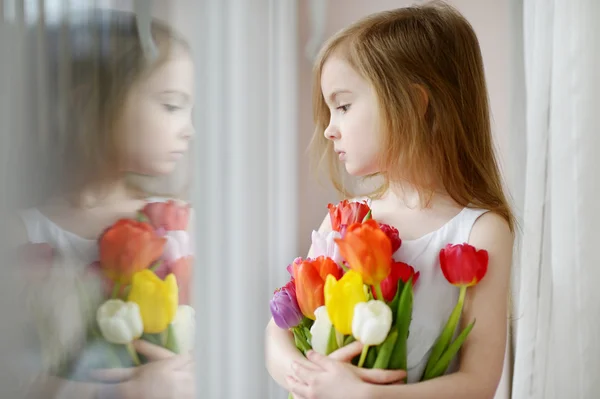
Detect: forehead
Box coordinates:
(320, 55, 367, 96)
(144, 47, 195, 96)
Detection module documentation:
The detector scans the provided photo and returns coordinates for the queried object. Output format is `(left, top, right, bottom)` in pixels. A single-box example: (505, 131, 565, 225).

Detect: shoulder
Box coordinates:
(469, 211, 514, 254)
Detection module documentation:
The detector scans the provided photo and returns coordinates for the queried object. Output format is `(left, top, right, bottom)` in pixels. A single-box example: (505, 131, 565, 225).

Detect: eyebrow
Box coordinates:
(160, 90, 191, 102)
(327, 89, 352, 103)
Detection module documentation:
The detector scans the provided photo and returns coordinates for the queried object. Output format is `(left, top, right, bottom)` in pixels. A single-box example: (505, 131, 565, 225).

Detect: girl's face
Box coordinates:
(119, 46, 195, 176)
(320, 55, 382, 177)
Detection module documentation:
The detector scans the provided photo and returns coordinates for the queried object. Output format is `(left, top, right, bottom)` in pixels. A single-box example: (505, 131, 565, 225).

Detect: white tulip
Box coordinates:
(309, 306, 333, 355)
(352, 300, 393, 346)
(96, 299, 143, 345)
(171, 305, 195, 353)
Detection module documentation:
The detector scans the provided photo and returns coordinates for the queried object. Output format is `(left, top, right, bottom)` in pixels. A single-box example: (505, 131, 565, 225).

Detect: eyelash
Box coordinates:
(337, 104, 351, 113)
(163, 104, 181, 112)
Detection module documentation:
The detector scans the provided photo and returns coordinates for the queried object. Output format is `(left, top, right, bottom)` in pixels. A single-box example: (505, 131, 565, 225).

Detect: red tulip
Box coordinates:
(327, 200, 371, 232)
(98, 219, 166, 285)
(335, 219, 392, 287)
(439, 243, 488, 287)
(374, 261, 420, 302)
(292, 256, 343, 320)
(142, 200, 191, 231)
(379, 224, 402, 254)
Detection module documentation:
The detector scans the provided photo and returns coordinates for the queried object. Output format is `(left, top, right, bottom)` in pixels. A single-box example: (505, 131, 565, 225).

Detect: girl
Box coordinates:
(12, 9, 195, 399)
(266, 3, 514, 399)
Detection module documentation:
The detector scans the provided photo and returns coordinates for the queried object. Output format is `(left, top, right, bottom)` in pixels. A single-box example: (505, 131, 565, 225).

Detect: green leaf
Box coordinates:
(422, 286, 466, 378)
(423, 320, 475, 380)
(364, 345, 378, 368)
(388, 276, 413, 371)
(326, 325, 339, 355)
(343, 335, 356, 346)
(165, 324, 180, 354)
(292, 327, 311, 355)
(389, 279, 405, 324)
(372, 328, 398, 369)
(136, 211, 149, 223)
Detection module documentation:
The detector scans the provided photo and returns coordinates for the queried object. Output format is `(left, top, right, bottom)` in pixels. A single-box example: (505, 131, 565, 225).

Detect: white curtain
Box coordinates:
(191, 1, 299, 398)
(511, 0, 600, 398)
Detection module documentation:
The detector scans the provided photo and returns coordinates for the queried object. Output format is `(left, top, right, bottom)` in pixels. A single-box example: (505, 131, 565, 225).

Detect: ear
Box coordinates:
(411, 84, 429, 118)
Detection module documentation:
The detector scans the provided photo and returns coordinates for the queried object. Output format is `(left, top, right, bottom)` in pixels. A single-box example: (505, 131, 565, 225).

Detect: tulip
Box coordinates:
(141, 200, 191, 231)
(162, 230, 193, 263)
(286, 257, 303, 279)
(422, 243, 489, 380)
(335, 220, 392, 298)
(379, 223, 402, 254)
(352, 300, 393, 367)
(439, 243, 488, 287)
(327, 200, 371, 232)
(309, 306, 333, 355)
(127, 270, 178, 334)
(155, 256, 193, 305)
(99, 219, 166, 285)
(310, 230, 343, 264)
(352, 300, 392, 346)
(270, 280, 303, 329)
(96, 299, 143, 365)
(170, 305, 195, 354)
(293, 256, 343, 320)
(374, 261, 420, 302)
(324, 270, 367, 335)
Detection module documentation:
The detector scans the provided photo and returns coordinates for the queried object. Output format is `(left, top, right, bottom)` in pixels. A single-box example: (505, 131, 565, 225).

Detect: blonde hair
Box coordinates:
(310, 1, 515, 231)
(26, 9, 189, 205)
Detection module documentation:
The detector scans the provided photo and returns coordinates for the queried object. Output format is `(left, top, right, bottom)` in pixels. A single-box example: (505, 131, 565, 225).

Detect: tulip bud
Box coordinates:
(352, 300, 393, 346)
(96, 299, 143, 345)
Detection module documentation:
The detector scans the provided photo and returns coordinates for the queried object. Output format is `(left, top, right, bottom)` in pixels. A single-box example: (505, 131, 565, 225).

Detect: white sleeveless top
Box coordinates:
(361, 199, 489, 382)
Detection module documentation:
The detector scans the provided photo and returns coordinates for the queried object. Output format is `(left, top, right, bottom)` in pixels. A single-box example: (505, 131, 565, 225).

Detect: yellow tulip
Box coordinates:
(127, 269, 179, 334)
(324, 270, 367, 335)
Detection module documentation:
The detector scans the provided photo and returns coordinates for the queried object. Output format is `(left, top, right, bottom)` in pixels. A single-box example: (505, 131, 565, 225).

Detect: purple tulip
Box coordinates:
(270, 281, 303, 329)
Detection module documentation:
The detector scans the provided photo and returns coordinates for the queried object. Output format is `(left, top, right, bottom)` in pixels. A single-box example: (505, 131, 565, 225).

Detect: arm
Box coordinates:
(366, 212, 513, 399)
(265, 214, 333, 390)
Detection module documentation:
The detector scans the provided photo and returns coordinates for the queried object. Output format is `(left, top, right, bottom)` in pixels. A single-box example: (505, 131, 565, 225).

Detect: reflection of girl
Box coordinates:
(14, 10, 195, 399)
(267, 3, 514, 399)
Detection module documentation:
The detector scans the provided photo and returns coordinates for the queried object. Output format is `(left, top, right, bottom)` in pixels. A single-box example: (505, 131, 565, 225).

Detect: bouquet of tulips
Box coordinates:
(23, 200, 195, 379)
(270, 200, 488, 388)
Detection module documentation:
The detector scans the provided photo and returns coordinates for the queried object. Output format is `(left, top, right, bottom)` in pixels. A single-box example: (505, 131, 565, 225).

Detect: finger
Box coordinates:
(133, 339, 176, 361)
(291, 360, 318, 384)
(87, 367, 136, 383)
(328, 341, 364, 362)
(353, 366, 407, 384)
(286, 375, 310, 398)
(306, 350, 335, 371)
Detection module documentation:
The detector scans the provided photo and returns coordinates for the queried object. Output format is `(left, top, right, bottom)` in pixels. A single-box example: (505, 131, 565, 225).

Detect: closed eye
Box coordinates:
(163, 104, 182, 112)
(337, 104, 351, 113)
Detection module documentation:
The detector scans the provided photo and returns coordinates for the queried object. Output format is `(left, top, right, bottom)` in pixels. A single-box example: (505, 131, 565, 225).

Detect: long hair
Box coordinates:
(310, 1, 515, 231)
(17, 9, 189, 207)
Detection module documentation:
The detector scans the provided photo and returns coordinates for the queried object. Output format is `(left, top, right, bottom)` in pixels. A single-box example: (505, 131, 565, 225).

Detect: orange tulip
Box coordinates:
(293, 256, 343, 320)
(99, 219, 166, 285)
(335, 219, 392, 287)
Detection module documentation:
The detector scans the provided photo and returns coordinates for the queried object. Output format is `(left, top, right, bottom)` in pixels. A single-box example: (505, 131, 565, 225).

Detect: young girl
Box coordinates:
(266, 3, 514, 398)
(12, 9, 195, 399)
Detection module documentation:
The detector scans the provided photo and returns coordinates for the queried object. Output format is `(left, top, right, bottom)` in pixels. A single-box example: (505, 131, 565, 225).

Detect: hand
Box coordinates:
(89, 340, 195, 399)
(287, 342, 406, 399)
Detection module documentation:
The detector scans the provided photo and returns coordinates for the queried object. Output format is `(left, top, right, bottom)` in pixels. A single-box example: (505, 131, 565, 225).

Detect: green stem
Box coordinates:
(160, 330, 168, 347)
(375, 284, 385, 302)
(126, 342, 141, 366)
(357, 344, 370, 368)
(111, 282, 121, 299)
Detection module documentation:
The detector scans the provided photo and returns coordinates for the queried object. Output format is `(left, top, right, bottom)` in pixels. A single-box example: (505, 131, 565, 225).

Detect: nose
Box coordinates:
(180, 120, 195, 141)
(324, 123, 340, 141)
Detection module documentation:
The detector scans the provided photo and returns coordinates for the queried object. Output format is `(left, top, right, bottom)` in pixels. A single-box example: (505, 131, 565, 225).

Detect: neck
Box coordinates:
(68, 174, 141, 208)
(385, 180, 446, 209)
